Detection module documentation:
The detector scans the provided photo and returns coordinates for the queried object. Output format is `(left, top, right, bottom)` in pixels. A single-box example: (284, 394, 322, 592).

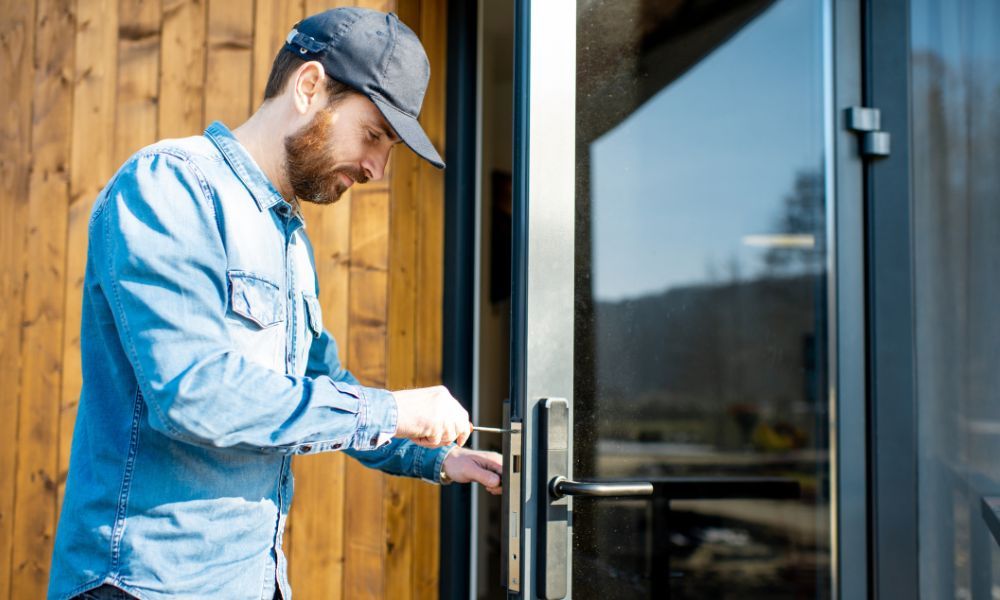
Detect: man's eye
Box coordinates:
(368, 130, 381, 142)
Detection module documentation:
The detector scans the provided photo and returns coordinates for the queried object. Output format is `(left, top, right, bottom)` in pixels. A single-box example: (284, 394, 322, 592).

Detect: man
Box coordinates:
(49, 8, 502, 600)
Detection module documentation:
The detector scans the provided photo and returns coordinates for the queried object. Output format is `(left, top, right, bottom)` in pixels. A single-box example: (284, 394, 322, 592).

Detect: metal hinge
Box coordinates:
(846, 106, 891, 158)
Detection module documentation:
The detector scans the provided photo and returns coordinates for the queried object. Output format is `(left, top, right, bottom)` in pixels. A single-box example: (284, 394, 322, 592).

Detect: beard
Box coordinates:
(284, 107, 368, 205)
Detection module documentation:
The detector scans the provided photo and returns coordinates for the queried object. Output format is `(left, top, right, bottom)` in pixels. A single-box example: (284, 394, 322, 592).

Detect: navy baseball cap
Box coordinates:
(283, 8, 445, 169)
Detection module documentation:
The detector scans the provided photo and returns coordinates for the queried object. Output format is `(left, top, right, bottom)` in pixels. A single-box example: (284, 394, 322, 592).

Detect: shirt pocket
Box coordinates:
(227, 270, 285, 328)
(302, 293, 323, 338)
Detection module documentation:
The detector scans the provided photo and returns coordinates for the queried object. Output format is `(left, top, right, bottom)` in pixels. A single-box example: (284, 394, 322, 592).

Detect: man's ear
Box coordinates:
(291, 61, 326, 115)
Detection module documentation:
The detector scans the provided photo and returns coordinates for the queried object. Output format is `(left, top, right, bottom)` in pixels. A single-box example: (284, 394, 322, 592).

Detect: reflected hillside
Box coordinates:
(593, 272, 823, 455)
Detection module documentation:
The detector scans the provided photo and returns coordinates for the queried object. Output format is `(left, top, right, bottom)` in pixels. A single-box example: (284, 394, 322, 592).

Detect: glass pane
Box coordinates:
(573, 1, 832, 598)
(912, 0, 1000, 597)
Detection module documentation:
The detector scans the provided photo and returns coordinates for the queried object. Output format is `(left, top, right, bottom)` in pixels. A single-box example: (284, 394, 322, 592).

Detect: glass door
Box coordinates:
(504, 0, 867, 598)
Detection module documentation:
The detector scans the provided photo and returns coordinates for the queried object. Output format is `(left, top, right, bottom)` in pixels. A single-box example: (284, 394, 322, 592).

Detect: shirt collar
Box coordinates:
(204, 121, 286, 212)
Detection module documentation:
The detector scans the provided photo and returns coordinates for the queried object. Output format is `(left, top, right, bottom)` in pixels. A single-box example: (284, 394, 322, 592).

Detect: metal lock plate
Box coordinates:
(501, 400, 522, 593)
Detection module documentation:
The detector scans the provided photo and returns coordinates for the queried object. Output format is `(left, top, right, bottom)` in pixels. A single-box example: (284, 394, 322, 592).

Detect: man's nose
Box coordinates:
(361, 150, 389, 182)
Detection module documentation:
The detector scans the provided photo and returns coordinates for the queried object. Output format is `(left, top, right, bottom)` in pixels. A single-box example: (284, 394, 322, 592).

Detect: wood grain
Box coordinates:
(204, 0, 253, 128)
(114, 0, 161, 165)
(412, 0, 446, 595)
(252, 0, 304, 105)
(0, 0, 37, 594)
(345, 186, 390, 599)
(0, 0, 450, 596)
(159, 0, 207, 138)
(10, 0, 75, 593)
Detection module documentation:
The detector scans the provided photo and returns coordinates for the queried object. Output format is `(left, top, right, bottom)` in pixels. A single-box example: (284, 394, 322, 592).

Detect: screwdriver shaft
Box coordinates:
(472, 425, 513, 434)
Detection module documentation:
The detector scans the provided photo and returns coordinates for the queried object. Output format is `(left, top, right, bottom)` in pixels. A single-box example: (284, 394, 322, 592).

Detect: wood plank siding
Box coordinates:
(0, 0, 448, 596)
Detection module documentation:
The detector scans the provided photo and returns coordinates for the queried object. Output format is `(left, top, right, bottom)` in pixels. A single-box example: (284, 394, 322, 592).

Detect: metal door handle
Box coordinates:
(549, 476, 653, 499)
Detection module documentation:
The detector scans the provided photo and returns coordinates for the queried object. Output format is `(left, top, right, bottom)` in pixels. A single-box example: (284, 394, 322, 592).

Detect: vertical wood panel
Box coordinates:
(345, 187, 390, 599)
(59, 0, 119, 516)
(412, 0, 446, 596)
(384, 0, 420, 596)
(115, 0, 161, 165)
(9, 0, 76, 594)
(0, 0, 37, 594)
(159, 0, 207, 137)
(385, 134, 420, 600)
(204, 0, 253, 128)
(252, 0, 303, 104)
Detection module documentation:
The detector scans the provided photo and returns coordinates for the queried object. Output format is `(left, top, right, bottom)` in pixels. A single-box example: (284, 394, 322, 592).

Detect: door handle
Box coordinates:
(535, 398, 801, 599)
(549, 476, 653, 499)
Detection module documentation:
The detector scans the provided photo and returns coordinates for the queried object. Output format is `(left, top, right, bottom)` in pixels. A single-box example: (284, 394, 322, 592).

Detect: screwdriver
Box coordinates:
(471, 425, 514, 434)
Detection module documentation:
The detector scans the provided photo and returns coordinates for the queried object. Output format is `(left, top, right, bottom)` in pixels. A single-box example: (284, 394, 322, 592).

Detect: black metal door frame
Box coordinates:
(862, 0, 920, 598)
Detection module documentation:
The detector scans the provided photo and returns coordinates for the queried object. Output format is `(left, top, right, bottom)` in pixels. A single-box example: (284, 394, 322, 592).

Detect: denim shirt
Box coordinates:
(48, 122, 452, 600)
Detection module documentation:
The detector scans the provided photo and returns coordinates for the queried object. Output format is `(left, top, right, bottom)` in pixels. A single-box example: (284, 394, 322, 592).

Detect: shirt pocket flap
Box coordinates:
(303, 293, 323, 338)
(228, 270, 284, 328)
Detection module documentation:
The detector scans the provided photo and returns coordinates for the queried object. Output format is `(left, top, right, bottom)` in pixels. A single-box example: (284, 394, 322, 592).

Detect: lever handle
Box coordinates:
(549, 476, 653, 499)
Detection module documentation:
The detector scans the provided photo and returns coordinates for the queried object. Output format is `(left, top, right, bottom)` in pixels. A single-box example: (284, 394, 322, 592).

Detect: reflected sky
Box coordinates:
(590, 0, 826, 302)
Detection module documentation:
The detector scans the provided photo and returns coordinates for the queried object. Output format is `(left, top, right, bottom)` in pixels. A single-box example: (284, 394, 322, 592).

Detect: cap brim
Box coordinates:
(370, 95, 445, 170)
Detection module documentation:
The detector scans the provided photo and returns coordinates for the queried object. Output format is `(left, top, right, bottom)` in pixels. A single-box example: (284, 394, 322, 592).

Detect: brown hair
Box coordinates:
(262, 50, 355, 103)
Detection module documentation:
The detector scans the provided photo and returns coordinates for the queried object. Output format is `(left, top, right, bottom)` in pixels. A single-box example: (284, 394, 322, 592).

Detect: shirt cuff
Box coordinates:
(350, 384, 398, 451)
(421, 443, 457, 484)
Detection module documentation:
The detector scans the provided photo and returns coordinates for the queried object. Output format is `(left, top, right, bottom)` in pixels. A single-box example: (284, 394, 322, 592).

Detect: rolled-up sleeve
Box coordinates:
(92, 151, 395, 455)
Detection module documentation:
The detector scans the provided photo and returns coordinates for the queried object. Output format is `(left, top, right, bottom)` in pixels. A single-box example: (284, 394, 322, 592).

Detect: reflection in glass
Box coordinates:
(573, 0, 831, 597)
(911, 0, 1000, 597)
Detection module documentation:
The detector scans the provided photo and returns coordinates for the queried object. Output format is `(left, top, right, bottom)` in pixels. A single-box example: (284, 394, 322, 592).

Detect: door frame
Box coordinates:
(509, 0, 577, 597)
(441, 1, 481, 598)
(863, 0, 919, 598)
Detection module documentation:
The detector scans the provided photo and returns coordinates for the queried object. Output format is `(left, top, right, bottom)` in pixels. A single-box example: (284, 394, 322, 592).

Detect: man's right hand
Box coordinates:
(391, 386, 472, 448)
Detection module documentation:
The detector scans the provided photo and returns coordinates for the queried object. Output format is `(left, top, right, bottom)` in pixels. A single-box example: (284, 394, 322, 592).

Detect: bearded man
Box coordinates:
(49, 8, 501, 600)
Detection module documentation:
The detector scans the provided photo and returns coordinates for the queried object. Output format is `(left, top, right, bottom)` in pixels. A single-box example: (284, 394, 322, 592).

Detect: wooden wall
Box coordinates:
(0, 0, 448, 597)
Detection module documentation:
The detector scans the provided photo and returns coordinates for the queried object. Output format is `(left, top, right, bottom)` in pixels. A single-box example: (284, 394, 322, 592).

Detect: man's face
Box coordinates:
(284, 92, 401, 205)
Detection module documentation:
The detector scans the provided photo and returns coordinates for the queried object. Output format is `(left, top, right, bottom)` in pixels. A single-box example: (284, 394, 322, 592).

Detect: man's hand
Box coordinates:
(442, 447, 503, 495)
(392, 386, 473, 448)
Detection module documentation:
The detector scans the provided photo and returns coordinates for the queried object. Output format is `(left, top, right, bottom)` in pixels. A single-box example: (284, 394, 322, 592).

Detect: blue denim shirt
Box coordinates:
(48, 122, 452, 600)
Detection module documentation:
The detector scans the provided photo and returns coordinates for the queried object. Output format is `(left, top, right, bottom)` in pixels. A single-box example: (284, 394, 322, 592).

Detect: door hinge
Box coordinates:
(846, 106, 891, 158)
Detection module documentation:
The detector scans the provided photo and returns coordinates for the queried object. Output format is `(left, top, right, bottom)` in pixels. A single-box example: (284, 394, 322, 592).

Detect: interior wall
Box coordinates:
(0, 0, 447, 597)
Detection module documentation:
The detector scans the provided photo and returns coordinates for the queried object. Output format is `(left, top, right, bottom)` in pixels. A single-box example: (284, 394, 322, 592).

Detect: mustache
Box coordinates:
(337, 166, 369, 185)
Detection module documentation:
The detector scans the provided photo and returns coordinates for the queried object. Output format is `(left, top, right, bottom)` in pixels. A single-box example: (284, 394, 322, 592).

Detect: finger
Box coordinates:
(474, 453, 503, 473)
(456, 423, 472, 447)
(485, 485, 503, 496)
(476, 469, 501, 489)
(415, 436, 442, 448)
(423, 426, 441, 447)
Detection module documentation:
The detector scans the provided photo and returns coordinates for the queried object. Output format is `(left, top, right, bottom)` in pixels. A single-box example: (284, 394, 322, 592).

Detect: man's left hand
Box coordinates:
(441, 447, 503, 495)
